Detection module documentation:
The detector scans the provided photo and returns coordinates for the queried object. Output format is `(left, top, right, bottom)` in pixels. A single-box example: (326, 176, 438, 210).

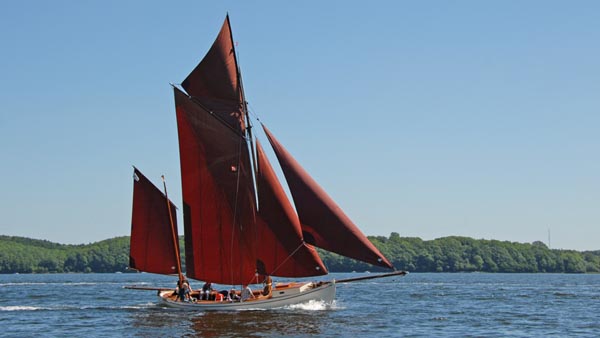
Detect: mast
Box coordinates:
(228, 14, 259, 199)
(240, 68, 258, 191)
(162, 175, 183, 283)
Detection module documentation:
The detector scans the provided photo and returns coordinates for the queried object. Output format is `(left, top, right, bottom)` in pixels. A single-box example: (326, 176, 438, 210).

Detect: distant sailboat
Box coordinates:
(128, 15, 405, 310)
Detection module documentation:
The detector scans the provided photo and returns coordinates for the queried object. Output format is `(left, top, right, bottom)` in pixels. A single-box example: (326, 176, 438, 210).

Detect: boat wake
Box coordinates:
(0, 306, 42, 311)
(284, 299, 340, 311)
(0, 303, 156, 312)
(229, 300, 340, 312)
(1, 282, 61, 286)
(1, 282, 122, 287)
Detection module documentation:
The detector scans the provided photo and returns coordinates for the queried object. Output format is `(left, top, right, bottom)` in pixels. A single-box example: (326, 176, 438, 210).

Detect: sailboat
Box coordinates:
(127, 15, 406, 310)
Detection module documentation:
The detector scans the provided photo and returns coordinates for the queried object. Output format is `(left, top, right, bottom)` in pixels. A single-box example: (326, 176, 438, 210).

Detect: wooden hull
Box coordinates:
(158, 281, 336, 310)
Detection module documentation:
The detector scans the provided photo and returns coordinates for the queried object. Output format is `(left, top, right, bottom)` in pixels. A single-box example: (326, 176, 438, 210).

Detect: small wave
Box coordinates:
(62, 282, 100, 286)
(103, 305, 154, 310)
(553, 292, 576, 298)
(78, 303, 156, 311)
(120, 302, 157, 310)
(0, 306, 43, 311)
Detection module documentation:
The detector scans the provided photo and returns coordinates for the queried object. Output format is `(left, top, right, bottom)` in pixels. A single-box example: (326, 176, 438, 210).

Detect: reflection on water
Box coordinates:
(189, 310, 327, 337)
(129, 301, 335, 337)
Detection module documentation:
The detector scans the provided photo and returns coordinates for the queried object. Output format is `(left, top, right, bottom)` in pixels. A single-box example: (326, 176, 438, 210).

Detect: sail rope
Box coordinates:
(246, 102, 262, 124)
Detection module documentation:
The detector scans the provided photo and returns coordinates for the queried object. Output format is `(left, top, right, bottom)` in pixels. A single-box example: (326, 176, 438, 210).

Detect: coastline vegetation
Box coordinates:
(1, 234, 598, 274)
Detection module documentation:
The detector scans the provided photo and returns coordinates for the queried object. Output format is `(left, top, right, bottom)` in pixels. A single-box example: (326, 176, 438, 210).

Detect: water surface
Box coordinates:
(1, 273, 598, 337)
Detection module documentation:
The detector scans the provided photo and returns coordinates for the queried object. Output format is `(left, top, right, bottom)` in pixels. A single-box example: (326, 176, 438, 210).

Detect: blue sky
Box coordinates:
(1, 1, 598, 250)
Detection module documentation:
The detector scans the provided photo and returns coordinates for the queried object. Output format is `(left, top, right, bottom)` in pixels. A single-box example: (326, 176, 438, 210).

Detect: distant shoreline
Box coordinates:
(1, 234, 599, 274)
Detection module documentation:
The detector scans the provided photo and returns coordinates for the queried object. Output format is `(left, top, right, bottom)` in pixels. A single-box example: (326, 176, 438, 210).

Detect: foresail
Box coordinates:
(262, 124, 394, 269)
(255, 140, 327, 277)
(181, 15, 245, 133)
(130, 168, 180, 274)
(174, 87, 258, 285)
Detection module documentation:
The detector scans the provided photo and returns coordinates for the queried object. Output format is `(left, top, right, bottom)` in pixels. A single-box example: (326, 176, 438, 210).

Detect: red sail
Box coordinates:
(174, 87, 258, 285)
(130, 168, 180, 274)
(255, 140, 327, 277)
(181, 15, 245, 133)
(262, 124, 394, 269)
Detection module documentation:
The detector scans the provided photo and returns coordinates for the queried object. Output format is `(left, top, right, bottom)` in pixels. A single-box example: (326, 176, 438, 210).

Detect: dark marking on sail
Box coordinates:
(129, 256, 136, 269)
(183, 202, 195, 277)
(302, 231, 316, 246)
(256, 259, 267, 275)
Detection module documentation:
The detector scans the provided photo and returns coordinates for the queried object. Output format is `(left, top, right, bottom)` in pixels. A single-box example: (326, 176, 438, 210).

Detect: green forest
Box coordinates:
(1, 233, 599, 274)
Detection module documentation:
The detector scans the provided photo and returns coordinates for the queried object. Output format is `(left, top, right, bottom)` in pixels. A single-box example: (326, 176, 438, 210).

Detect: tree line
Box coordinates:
(1, 234, 598, 274)
(0, 236, 130, 273)
(320, 233, 600, 273)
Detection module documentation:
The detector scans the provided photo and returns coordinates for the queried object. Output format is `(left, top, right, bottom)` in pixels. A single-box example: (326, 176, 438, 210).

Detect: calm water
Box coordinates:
(1, 273, 599, 337)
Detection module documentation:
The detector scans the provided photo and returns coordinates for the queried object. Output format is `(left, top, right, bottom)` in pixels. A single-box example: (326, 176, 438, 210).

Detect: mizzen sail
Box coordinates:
(130, 167, 180, 274)
(262, 124, 394, 269)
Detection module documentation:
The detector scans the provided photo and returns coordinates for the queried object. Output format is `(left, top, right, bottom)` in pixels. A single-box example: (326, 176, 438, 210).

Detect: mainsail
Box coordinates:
(262, 124, 393, 269)
(129, 168, 180, 274)
(174, 86, 257, 285)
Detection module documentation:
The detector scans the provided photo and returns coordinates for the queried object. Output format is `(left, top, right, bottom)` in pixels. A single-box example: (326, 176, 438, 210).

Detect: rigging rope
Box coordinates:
(269, 242, 305, 276)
